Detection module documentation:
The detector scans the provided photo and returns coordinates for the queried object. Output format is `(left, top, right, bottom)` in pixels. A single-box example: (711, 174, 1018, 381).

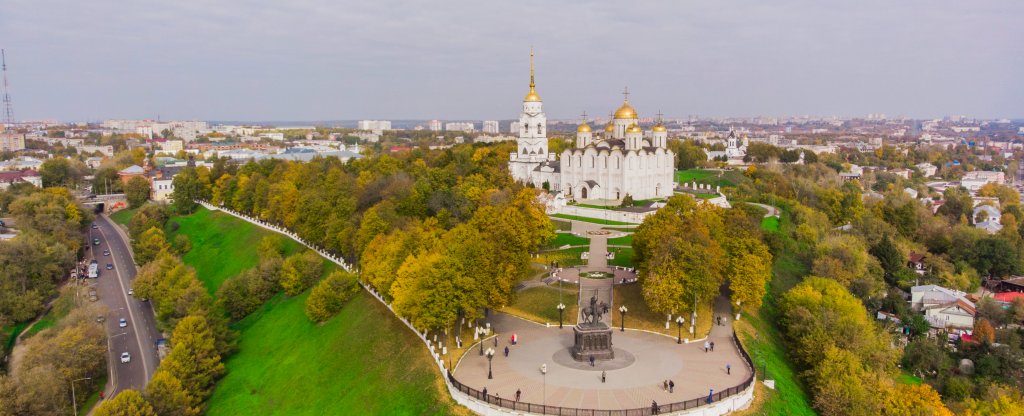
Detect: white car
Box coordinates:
(119, 318, 127, 328)
(120, 352, 131, 363)
(128, 288, 134, 296)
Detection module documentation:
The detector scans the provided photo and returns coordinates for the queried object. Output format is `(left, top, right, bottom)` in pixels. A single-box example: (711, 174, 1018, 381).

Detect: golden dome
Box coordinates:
(524, 88, 542, 102)
(614, 101, 638, 120)
(626, 123, 642, 133)
(652, 123, 667, 132)
(604, 122, 615, 132)
(577, 123, 592, 133)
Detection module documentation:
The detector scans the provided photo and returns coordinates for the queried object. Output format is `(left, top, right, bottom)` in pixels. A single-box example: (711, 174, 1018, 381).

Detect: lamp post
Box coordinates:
(557, 303, 566, 329)
(478, 327, 486, 356)
(676, 315, 685, 344)
(71, 377, 92, 416)
(619, 305, 628, 332)
(485, 347, 495, 379)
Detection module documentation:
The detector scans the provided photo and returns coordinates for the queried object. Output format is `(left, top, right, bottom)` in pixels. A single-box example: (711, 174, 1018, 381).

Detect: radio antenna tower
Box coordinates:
(2, 49, 14, 132)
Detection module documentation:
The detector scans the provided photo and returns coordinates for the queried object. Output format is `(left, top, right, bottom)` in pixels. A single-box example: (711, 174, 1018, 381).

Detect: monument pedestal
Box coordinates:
(572, 324, 614, 361)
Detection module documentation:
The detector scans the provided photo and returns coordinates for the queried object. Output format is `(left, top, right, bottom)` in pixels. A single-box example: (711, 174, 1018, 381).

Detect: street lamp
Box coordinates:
(71, 377, 92, 415)
(676, 315, 685, 344)
(478, 327, 486, 356)
(619, 305, 628, 332)
(557, 303, 566, 329)
(485, 348, 495, 379)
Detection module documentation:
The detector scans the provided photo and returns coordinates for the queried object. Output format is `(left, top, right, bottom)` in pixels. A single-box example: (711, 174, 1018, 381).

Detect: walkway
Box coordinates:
(744, 202, 780, 218)
(454, 296, 749, 410)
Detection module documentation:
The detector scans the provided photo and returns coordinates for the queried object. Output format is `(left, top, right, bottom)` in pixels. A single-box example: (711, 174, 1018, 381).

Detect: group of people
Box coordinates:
(703, 340, 715, 352)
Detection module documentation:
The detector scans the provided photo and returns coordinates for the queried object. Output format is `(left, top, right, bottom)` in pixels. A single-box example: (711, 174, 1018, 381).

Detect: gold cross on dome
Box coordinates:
(622, 87, 630, 102)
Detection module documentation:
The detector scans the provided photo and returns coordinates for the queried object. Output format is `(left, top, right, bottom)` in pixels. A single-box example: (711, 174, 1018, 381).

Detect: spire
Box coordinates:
(622, 86, 630, 102)
(523, 48, 541, 102)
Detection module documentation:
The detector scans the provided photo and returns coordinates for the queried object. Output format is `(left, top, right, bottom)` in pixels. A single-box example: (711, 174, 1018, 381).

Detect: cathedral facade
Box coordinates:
(508, 54, 675, 201)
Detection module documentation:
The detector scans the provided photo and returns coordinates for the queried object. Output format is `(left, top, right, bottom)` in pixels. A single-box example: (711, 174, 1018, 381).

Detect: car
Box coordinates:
(91, 224, 98, 229)
(88, 290, 98, 302)
(96, 315, 105, 323)
(120, 352, 131, 363)
(93, 239, 100, 246)
(106, 263, 113, 270)
(128, 288, 134, 296)
(103, 250, 110, 256)
(119, 318, 127, 328)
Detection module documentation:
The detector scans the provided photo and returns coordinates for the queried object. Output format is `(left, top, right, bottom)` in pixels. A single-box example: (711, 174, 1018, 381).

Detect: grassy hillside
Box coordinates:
(165, 207, 302, 294)
(109, 207, 139, 225)
(170, 207, 466, 415)
(206, 292, 461, 415)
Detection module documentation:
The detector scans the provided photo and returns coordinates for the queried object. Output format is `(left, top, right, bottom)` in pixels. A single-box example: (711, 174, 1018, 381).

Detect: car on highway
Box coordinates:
(106, 263, 113, 270)
(93, 238, 100, 246)
(119, 318, 127, 328)
(91, 223, 98, 229)
(128, 288, 134, 296)
(96, 315, 105, 323)
(120, 352, 131, 363)
(103, 250, 110, 256)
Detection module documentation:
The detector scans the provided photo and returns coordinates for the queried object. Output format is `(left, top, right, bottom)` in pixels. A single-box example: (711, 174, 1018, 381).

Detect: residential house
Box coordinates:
(961, 171, 1005, 192)
(910, 285, 975, 330)
(908, 252, 927, 276)
(0, 169, 42, 190)
(972, 204, 1002, 234)
(916, 162, 938, 177)
(118, 165, 145, 184)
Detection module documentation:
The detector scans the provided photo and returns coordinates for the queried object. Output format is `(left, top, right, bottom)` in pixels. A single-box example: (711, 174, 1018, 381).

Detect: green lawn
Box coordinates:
(608, 247, 634, 267)
(675, 169, 747, 189)
(502, 285, 579, 326)
(2, 321, 29, 361)
(607, 234, 633, 246)
(897, 372, 923, 385)
(109, 207, 139, 225)
(551, 214, 636, 226)
(542, 233, 590, 249)
(760, 216, 780, 232)
(675, 169, 716, 183)
(206, 292, 464, 415)
(613, 284, 712, 338)
(166, 207, 303, 294)
(537, 246, 588, 267)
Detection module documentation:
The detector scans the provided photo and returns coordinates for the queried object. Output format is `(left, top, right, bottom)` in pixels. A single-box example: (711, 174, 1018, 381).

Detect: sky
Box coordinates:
(1, 0, 1022, 122)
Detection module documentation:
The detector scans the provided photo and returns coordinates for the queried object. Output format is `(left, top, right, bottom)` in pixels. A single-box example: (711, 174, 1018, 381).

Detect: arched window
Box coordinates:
(521, 148, 527, 154)
(590, 156, 595, 168)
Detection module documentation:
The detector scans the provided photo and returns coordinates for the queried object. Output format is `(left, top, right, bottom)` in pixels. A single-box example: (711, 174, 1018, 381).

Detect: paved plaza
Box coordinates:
(454, 297, 750, 410)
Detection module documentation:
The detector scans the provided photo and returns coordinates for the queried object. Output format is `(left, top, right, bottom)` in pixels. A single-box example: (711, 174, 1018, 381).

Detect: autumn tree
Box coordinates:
(144, 370, 200, 416)
(161, 316, 225, 401)
(973, 318, 995, 344)
(305, 270, 360, 323)
(882, 383, 953, 416)
(724, 237, 772, 312)
(133, 226, 170, 265)
(124, 176, 151, 209)
(94, 389, 157, 416)
(280, 250, 325, 296)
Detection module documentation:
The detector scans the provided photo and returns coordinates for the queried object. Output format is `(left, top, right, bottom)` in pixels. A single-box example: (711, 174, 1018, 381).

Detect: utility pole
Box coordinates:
(70, 377, 91, 416)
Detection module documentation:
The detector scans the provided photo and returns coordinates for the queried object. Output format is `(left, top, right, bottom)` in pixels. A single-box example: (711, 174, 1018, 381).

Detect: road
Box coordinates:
(88, 214, 161, 397)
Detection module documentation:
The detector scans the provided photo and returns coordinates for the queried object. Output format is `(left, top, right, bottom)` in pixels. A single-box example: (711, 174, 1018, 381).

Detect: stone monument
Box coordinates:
(572, 290, 615, 361)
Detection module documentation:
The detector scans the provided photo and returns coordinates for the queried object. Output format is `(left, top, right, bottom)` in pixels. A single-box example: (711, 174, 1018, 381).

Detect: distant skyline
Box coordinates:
(2, 0, 1022, 122)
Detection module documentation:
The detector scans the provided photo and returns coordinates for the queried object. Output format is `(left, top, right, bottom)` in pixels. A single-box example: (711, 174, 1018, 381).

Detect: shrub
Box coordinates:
(280, 251, 324, 296)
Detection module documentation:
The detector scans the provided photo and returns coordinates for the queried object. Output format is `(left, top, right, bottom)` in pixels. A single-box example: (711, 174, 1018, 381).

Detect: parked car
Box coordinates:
(128, 288, 134, 296)
(119, 318, 127, 328)
(96, 315, 105, 323)
(88, 290, 98, 302)
(120, 352, 131, 363)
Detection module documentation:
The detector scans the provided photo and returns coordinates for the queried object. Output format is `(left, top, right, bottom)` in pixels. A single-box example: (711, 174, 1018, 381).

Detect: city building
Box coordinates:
(483, 120, 499, 134)
(428, 120, 442, 131)
(0, 156, 43, 171)
(973, 204, 1002, 234)
(445, 122, 475, 132)
(0, 132, 25, 151)
(507, 52, 674, 201)
(357, 120, 392, 133)
(0, 169, 41, 189)
(915, 162, 938, 177)
(703, 131, 748, 165)
(510, 121, 521, 134)
(961, 171, 1005, 192)
(910, 285, 975, 330)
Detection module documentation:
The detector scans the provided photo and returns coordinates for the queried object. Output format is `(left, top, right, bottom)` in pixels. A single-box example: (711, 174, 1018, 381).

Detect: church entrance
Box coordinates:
(581, 187, 588, 199)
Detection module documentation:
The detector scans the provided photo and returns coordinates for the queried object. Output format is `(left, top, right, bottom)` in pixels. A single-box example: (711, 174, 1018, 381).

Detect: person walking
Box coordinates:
(504, 346, 509, 357)
(704, 340, 709, 353)
(601, 370, 606, 383)
(711, 341, 715, 352)
(590, 356, 595, 367)
(651, 400, 659, 415)
(727, 363, 732, 375)
(482, 387, 488, 398)
(669, 380, 675, 393)
(494, 336, 498, 347)
(515, 389, 521, 402)
(663, 380, 669, 391)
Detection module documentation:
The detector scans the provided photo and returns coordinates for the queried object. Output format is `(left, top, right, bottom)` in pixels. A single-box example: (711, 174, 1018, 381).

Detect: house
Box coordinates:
(916, 163, 938, 177)
(890, 168, 912, 179)
(911, 285, 975, 330)
(117, 165, 145, 184)
(972, 204, 1002, 234)
(961, 171, 1005, 192)
(994, 276, 1024, 293)
(993, 292, 1024, 305)
(0, 169, 42, 190)
(908, 252, 927, 275)
(0, 156, 44, 171)
(904, 188, 919, 199)
(84, 157, 105, 169)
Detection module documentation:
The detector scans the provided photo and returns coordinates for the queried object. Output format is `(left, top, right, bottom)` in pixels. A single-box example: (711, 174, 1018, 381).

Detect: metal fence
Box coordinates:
(447, 332, 755, 416)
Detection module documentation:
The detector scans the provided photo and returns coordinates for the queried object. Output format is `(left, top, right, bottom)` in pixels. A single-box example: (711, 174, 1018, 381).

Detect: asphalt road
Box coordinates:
(87, 214, 161, 397)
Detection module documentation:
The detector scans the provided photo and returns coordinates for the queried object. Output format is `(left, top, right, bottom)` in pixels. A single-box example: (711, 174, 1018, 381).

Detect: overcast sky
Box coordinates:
(2, 0, 1022, 122)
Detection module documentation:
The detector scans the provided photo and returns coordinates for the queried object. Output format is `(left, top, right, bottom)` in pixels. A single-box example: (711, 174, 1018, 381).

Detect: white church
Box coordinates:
(508, 53, 675, 201)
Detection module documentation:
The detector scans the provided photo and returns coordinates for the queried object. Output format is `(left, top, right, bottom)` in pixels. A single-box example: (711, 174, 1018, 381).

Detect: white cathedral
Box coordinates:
(508, 53, 675, 201)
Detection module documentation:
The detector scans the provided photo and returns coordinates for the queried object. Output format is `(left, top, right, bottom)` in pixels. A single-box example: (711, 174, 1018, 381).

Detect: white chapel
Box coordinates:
(507, 52, 675, 201)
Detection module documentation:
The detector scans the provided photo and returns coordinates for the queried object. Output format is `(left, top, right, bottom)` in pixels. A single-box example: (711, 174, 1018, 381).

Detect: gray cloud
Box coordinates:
(1, 0, 1021, 121)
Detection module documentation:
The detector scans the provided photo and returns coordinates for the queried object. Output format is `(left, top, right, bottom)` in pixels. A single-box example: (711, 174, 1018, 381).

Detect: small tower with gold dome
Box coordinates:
(652, 111, 668, 148)
(575, 112, 593, 149)
(612, 87, 640, 139)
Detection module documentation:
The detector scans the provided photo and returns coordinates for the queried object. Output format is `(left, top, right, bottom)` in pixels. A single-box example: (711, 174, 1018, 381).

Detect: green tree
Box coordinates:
(305, 270, 360, 322)
(38, 157, 86, 188)
(280, 251, 324, 296)
(124, 176, 151, 208)
(725, 237, 772, 312)
(94, 389, 157, 416)
(133, 226, 170, 265)
(171, 167, 202, 214)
